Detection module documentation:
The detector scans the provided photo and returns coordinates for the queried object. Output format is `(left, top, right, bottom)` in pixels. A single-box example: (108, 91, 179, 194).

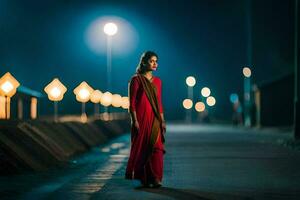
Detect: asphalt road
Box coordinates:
(1, 124, 300, 200)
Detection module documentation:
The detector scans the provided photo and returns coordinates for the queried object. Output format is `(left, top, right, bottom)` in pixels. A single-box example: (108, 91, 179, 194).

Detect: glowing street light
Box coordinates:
(195, 102, 205, 112)
(0, 72, 20, 97)
(44, 78, 67, 122)
(183, 99, 193, 109)
(243, 66, 252, 127)
(104, 22, 118, 113)
(100, 91, 113, 107)
(201, 87, 211, 97)
(111, 94, 122, 108)
(90, 90, 103, 117)
(121, 96, 129, 109)
(243, 67, 252, 78)
(185, 76, 196, 123)
(0, 72, 20, 119)
(104, 22, 118, 36)
(186, 76, 196, 87)
(206, 96, 216, 107)
(74, 81, 94, 121)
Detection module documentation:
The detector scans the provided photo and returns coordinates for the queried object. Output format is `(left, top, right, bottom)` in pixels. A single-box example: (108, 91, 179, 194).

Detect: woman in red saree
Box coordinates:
(125, 51, 166, 188)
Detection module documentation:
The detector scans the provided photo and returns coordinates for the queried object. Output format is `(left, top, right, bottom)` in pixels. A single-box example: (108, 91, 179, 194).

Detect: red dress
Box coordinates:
(125, 75, 165, 184)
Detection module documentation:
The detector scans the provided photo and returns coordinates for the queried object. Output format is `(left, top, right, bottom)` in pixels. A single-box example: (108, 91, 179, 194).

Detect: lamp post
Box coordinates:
(0, 72, 20, 119)
(44, 78, 67, 122)
(111, 94, 122, 108)
(100, 91, 113, 121)
(103, 22, 118, 113)
(90, 90, 103, 117)
(185, 76, 196, 122)
(243, 67, 252, 127)
(195, 101, 205, 121)
(183, 98, 193, 122)
(73, 81, 94, 122)
(121, 96, 129, 110)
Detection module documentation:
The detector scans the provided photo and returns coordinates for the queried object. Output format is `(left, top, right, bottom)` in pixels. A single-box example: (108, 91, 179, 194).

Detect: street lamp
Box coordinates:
(201, 87, 211, 98)
(183, 99, 193, 109)
(111, 94, 122, 108)
(206, 96, 216, 107)
(185, 76, 196, 122)
(195, 101, 205, 112)
(243, 66, 252, 127)
(0, 72, 20, 119)
(44, 78, 67, 122)
(121, 96, 129, 110)
(90, 90, 103, 117)
(73, 81, 94, 122)
(104, 22, 118, 113)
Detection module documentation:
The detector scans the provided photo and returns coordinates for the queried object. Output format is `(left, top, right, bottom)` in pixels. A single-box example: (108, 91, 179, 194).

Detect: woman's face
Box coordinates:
(145, 56, 158, 71)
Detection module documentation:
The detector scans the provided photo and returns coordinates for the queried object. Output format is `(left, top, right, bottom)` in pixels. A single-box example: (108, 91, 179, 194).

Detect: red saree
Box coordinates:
(125, 74, 165, 184)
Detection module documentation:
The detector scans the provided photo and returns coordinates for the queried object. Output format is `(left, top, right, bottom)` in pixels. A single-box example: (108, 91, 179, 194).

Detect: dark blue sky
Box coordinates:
(0, 0, 295, 121)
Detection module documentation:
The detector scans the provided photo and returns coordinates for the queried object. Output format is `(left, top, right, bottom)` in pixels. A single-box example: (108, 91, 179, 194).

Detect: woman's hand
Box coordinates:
(132, 120, 140, 131)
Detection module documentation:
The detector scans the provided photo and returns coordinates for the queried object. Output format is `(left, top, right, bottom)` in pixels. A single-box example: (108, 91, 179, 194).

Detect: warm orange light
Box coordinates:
(201, 87, 211, 97)
(100, 91, 113, 107)
(186, 76, 196, 87)
(206, 96, 216, 106)
(195, 102, 205, 112)
(183, 99, 193, 109)
(0, 96, 5, 119)
(243, 67, 252, 77)
(31, 97, 37, 119)
(44, 78, 67, 101)
(90, 90, 103, 103)
(121, 96, 129, 109)
(0, 72, 20, 97)
(111, 94, 122, 107)
(73, 81, 94, 103)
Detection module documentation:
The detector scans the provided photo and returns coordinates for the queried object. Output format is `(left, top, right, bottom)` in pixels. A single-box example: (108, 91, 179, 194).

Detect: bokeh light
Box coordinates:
(104, 22, 118, 36)
(201, 87, 211, 97)
(101, 91, 113, 107)
(195, 102, 205, 112)
(183, 99, 193, 109)
(206, 96, 216, 106)
(243, 67, 252, 77)
(186, 76, 196, 87)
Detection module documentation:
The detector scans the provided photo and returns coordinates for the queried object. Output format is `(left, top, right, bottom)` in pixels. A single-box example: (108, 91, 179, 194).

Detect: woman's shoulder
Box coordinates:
(129, 74, 139, 83)
(153, 76, 162, 83)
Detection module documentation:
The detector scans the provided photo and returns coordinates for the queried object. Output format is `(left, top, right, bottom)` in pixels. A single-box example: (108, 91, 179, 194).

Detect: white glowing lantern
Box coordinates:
(121, 96, 129, 109)
(201, 87, 211, 98)
(73, 81, 94, 103)
(186, 76, 196, 87)
(243, 67, 252, 78)
(100, 91, 113, 107)
(0, 72, 20, 97)
(44, 78, 67, 101)
(206, 96, 216, 106)
(111, 94, 122, 107)
(90, 90, 103, 103)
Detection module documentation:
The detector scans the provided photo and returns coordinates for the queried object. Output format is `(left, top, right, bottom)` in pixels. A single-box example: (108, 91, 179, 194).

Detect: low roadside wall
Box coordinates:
(0, 117, 130, 175)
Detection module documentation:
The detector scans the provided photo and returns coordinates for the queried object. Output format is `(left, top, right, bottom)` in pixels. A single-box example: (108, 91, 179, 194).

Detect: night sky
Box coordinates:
(0, 0, 295, 121)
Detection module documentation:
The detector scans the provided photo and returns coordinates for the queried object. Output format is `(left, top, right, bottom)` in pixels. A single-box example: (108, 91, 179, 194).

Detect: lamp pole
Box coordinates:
(186, 76, 196, 123)
(243, 67, 252, 127)
(104, 22, 118, 113)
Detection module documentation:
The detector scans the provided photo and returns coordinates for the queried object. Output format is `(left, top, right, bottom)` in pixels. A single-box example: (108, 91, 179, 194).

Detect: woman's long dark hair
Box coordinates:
(136, 51, 158, 74)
